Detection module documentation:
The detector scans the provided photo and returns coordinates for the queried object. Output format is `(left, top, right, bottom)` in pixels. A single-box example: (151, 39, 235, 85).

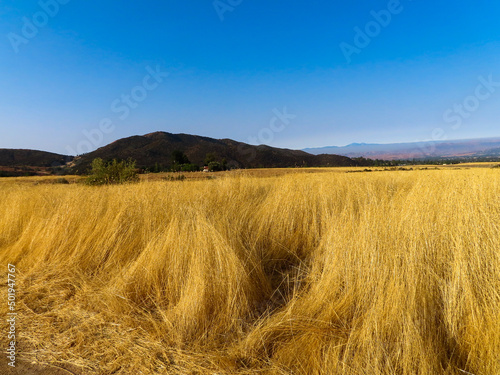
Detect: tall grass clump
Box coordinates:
(0, 169, 499, 374)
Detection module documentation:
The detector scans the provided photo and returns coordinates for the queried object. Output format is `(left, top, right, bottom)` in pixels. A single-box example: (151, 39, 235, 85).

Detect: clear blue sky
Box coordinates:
(1, 1, 500, 155)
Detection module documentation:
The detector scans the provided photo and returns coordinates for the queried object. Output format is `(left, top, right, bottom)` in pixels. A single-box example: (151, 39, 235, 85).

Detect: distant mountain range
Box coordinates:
(303, 137, 500, 160)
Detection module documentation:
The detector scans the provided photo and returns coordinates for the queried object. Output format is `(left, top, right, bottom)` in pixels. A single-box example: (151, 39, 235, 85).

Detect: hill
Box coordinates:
(0, 149, 73, 176)
(0, 149, 72, 167)
(72, 132, 357, 173)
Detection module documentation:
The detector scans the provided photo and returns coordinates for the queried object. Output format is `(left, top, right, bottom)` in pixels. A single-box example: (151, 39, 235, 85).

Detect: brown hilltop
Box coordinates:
(72, 131, 357, 173)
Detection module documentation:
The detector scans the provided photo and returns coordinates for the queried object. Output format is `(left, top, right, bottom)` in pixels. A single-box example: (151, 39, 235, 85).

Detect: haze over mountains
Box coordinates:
(304, 137, 500, 160)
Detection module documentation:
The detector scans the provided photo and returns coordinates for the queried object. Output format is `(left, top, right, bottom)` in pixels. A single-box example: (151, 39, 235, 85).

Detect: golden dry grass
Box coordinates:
(1, 168, 499, 374)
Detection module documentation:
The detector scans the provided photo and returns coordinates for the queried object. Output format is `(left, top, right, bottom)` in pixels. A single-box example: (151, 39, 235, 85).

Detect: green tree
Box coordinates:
(205, 153, 228, 171)
(172, 150, 190, 165)
(86, 158, 139, 185)
(181, 164, 200, 172)
(204, 152, 217, 165)
(208, 161, 223, 172)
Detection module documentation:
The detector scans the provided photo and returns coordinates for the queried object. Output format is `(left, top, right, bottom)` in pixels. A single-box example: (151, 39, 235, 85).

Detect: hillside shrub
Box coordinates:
(163, 174, 186, 181)
(86, 158, 139, 185)
(54, 178, 70, 184)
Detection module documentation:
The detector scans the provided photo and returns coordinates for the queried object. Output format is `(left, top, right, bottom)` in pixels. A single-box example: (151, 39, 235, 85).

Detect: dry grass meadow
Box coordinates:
(1, 167, 499, 374)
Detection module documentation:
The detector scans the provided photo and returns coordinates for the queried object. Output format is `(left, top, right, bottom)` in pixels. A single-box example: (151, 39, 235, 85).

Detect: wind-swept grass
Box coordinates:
(1, 169, 499, 374)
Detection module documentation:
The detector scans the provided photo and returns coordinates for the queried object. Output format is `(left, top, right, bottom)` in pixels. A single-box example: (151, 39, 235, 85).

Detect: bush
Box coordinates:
(54, 178, 70, 184)
(208, 161, 223, 172)
(163, 174, 186, 181)
(146, 163, 169, 173)
(205, 154, 228, 172)
(181, 164, 200, 172)
(172, 163, 200, 172)
(86, 158, 139, 186)
(172, 150, 190, 165)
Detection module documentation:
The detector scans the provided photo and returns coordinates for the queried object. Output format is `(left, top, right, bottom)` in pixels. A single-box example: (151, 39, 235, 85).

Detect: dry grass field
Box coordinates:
(1, 167, 499, 374)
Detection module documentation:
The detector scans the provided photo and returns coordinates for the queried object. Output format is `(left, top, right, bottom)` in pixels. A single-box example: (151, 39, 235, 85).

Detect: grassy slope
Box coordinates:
(1, 169, 499, 374)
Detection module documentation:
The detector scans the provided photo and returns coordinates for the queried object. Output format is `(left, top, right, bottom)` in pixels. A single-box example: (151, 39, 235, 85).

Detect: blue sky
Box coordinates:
(1, 1, 500, 155)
